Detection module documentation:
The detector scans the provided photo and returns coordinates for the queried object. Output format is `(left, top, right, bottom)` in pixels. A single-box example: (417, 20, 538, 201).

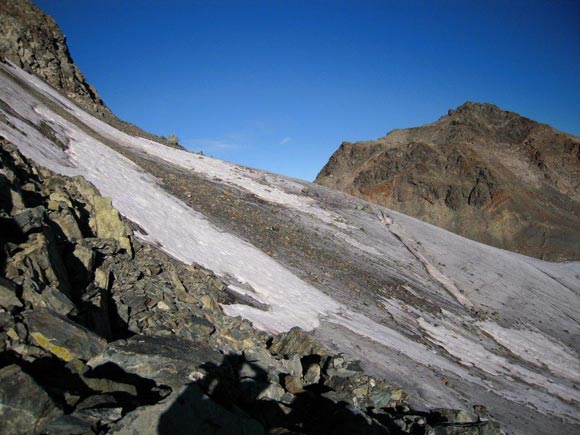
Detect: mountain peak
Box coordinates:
(447, 101, 514, 121)
(317, 104, 580, 261)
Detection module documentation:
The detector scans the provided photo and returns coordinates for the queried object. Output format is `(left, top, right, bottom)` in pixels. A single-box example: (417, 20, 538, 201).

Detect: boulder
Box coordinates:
(270, 327, 325, 357)
(90, 196, 132, 255)
(24, 308, 106, 362)
(431, 408, 476, 424)
(48, 206, 84, 241)
(110, 384, 264, 435)
(0, 276, 22, 310)
(87, 335, 221, 388)
(13, 205, 45, 234)
(0, 364, 62, 434)
(5, 232, 71, 295)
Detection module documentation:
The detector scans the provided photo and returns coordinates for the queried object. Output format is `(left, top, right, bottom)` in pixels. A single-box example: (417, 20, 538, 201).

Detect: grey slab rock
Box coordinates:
(110, 384, 264, 435)
(0, 364, 62, 435)
(13, 205, 45, 233)
(23, 308, 106, 361)
(0, 276, 22, 310)
(87, 335, 221, 388)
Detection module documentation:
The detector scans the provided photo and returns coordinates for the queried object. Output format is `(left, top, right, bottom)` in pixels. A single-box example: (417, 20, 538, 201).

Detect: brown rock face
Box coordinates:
(316, 102, 580, 261)
(0, 0, 107, 115)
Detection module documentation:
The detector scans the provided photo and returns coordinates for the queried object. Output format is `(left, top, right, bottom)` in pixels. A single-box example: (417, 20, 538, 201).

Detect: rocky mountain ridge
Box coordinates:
(0, 0, 184, 150)
(316, 102, 580, 261)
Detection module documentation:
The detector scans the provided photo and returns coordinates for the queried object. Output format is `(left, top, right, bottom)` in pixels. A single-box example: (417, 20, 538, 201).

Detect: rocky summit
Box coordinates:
(1, 1, 579, 435)
(316, 102, 580, 261)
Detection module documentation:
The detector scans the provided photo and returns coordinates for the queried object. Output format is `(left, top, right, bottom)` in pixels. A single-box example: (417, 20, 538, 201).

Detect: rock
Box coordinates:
(431, 408, 476, 424)
(283, 375, 303, 394)
(90, 196, 132, 255)
(325, 353, 363, 378)
(66, 242, 95, 285)
(366, 382, 393, 409)
(303, 363, 321, 385)
(157, 300, 170, 311)
(0, 276, 22, 310)
(20, 280, 75, 316)
(280, 353, 303, 378)
(200, 293, 222, 313)
(243, 347, 279, 373)
(167, 134, 180, 146)
(5, 232, 71, 295)
(270, 327, 324, 357)
(87, 335, 221, 388)
(13, 205, 45, 234)
(94, 266, 111, 290)
(49, 206, 84, 240)
(0, 364, 62, 434)
(257, 383, 285, 401)
(42, 414, 95, 435)
(428, 421, 502, 435)
(24, 308, 106, 361)
(110, 384, 264, 435)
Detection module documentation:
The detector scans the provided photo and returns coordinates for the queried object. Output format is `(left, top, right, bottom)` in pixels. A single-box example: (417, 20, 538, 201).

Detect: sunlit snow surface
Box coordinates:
(1, 62, 579, 434)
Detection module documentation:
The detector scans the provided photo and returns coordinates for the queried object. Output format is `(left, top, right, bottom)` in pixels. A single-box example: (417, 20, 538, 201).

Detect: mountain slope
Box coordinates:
(1, 60, 579, 435)
(315, 103, 580, 261)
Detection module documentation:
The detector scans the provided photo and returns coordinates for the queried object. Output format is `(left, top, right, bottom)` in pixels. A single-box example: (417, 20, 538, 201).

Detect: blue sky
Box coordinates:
(37, 0, 580, 181)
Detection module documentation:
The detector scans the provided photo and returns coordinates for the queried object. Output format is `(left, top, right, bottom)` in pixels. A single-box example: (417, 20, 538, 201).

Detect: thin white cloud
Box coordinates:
(279, 136, 292, 145)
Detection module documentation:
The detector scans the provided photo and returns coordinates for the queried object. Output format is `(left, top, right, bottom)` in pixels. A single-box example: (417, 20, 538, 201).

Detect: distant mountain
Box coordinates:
(0, 0, 185, 149)
(316, 102, 580, 261)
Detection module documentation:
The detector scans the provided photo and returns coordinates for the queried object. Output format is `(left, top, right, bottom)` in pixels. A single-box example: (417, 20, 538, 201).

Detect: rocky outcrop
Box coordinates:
(0, 140, 501, 434)
(316, 102, 580, 261)
(0, 0, 105, 115)
(0, 0, 185, 150)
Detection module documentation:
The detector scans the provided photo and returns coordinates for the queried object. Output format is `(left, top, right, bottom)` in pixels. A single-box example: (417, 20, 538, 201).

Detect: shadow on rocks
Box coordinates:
(157, 353, 393, 435)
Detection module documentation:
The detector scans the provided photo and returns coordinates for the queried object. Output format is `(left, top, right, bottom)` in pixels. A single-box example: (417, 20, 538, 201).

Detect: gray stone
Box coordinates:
(110, 384, 264, 435)
(24, 308, 106, 361)
(0, 364, 62, 434)
(283, 375, 303, 394)
(42, 414, 95, 435)
(0, 276, 22, 310)
(270, 326, 324, 357)
(66, 241, 95, 284)
(13, 205, 45, 234)
(280, 353, 303, 378)
(20, 280, 75, 316)
(429, 421, 502, 435)
(87, 335, 221, 388)
(432, 408, 476, 424)
(257, 383, 285, 401)
(5, 232, 71, 295)
(303, 363, 321, 385)
(49, 206, 84, 240)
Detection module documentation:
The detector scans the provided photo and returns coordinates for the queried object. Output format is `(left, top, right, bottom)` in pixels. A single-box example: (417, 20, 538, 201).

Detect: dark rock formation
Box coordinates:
(316, 102, 580, 261)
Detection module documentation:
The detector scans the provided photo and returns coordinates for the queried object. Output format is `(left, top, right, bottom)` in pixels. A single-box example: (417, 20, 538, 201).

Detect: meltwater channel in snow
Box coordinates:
(1, 61, 579, 435)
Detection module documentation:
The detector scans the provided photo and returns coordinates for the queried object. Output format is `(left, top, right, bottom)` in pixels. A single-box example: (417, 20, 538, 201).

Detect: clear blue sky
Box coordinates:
(37, 0, 580, 181)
